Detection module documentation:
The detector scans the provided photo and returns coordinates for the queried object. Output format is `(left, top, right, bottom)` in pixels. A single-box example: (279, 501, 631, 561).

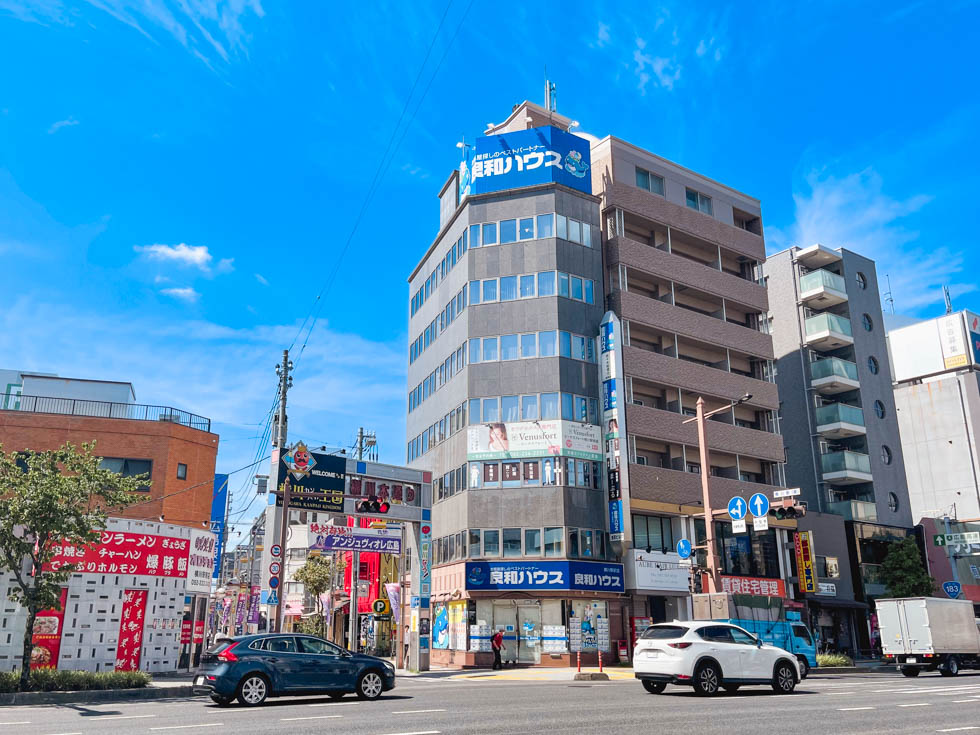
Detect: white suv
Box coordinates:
(633, 621, 800, 696)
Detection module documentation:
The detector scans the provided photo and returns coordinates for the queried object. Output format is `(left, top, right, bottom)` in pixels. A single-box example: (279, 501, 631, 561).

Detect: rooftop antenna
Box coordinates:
(943, 285, 953, 315)
(544, 72, 557, 113)
(883, 274, 895, 314)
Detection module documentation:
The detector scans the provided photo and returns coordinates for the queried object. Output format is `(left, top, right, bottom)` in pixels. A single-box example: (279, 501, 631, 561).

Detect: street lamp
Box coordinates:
(682, 393, 752, 593)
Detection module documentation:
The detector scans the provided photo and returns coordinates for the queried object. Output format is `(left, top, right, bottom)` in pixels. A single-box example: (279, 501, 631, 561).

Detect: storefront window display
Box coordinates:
(568, 600, 610, 652)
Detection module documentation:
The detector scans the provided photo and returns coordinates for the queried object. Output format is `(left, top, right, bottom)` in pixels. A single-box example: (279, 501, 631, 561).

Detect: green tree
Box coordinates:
(292, 555, 334, 638)
(881, 537, 935, 598)
(0, 442, 144, 691)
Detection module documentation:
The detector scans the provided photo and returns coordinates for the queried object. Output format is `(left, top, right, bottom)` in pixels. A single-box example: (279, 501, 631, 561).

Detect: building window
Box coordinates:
(868, 356, 880, 375)
(538, 271, 556, 297)
(99, 458, 152, 493)
(482, 397, 499, 422)
(482, 222, 497, 245)
(685, 188, 713, 215)
(500, 334, 519, 360)
(520, 275, 535, 298)
(539, 331, 558, 357)
(635, 167, 665, 196)
(469, 529, 481, 557)
(544, 527, 563, 557)
(816, 555, 840, 579)
(482, 337, 498, 362)
(519, 218, 534, 240)
(483, 529, 500, 556)
(856, 272, 868, 289)
(540, 392, 559, 420)
(537, 213, 554, 238)
(482, 279, 497, 302)
(525, 528, 542, 556)
(499, 219, 517, 244)
(888, 492, 899, 512)
(177, 463, 187, 480)
(521, 395, 538, 420)
(500, 276, 518, 301)
(862, 313, 874, 331)
(503, 528, 522, 557)
(881, 445, 893, 465)
(501, 395, 519, 422)
(874, 400, 886, 419)
(520, 334, 537, 358)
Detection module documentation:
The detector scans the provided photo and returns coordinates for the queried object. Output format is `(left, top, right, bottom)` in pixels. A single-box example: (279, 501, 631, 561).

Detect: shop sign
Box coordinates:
(720, 575, 785, 597)
(187, 529, 218, 593)
(234, 592, 248, 630)
(939, 313, 969, 369)
(817, 582, 837, 596)
(209, 474, 228, 580)
(309, 525, 401, 553)
(276, 442, 346, 512)
(465, 560, 625, 593)
(466, 420, 601, 461)
(420, 523, 432, 598)
(180, 619, 192, 645)
(30, 587, 68, 669)
(193, 620, 205, 644)
(467, 125, 592, 197)
(115, 589, 148, 671)
(600, 311, 630, 542)
(247, 585, 261, 624)
(45, 531, 190, 577)
(625, 550, 689, 592)
(795, 530, 817, 594)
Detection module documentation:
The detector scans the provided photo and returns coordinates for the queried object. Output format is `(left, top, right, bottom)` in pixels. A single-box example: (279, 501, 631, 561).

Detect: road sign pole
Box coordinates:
(273, 477, 291, 632)
(944, 515, 961, 592)
(695, 397, 721, 593)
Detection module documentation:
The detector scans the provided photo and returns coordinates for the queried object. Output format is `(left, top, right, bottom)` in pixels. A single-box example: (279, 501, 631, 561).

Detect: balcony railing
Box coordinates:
(805, 312, 852, 337)
(826, 499, 878, 521)
(1, 394, 211, 432)
(800, 268, 846, 294)
(821, 450, 872, 475)
(815, 403, 865, 428)
(811, 357, 858, 382)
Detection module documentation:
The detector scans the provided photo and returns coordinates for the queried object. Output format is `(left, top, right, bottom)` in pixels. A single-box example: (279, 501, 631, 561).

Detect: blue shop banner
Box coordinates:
(470, 125, 592, 196)
(465, 560, 624, 593)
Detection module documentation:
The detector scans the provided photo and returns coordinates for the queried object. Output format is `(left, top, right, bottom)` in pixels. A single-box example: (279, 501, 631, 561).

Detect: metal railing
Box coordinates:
(1, 394, 211, 432)
(800, 268, 847, 294)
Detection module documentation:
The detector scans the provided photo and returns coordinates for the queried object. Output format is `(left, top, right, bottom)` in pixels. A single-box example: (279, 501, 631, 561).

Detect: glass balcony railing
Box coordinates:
(826, 499, 877, 521)
(800, 269, 846, 294)
(811, 357, 859, 382)
(821, 450, 872, 475)
(805, 312, 852, 337)
(815, 403, 865, 427)
(860, 563, 887, 596)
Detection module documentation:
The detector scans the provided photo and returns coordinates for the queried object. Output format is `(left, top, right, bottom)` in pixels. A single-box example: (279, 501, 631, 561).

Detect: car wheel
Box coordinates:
(796, 656, 810, 679)
(210, 694, 234, 706)
(236, 674, 270, 706)
(641, 680, 666, 694)
(356, 670, 384, 700)
(772, 661, 797, 694)
(693, 662, 721, 696)
(901, 666, 920, 678)
(723, 685, 740, 693)
(940, 656, 959, 677)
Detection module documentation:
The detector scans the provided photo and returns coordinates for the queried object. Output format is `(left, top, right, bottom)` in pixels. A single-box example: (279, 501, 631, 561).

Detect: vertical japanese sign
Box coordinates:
(600, 311, 631, 543)
(116, 589, 148, 671)
(419, 523, 432, 598)
(795, 531, 816, 594)
(938, 314, 969, 369)
(234, 591, 248, 633)
(30, 587, 68, 669)
(210, 474, 229, 580)
(247, 585, 261, 625)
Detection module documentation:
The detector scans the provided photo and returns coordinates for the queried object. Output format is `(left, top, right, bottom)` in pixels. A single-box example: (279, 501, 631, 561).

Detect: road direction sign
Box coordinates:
(773, 488, 801, 499)
(749, 493, 770, 517)
(269, 562, 281, 575)
(934, 534, 947, 547)
(732, 518, 747, 533)
(945, 532, 980, 545)
(676, 539, 692, 559)
(942, 581, 962, 598)
(266, 590, 279, 605)
(753, 515, 769, 531)
(271, 544, 282, 558)
(727, 496, 747, 521)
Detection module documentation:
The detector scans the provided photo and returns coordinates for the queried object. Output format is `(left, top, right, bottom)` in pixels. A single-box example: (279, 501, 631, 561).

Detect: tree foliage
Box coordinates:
(0, 442, 144, 691)
(292, 555, 334, 638)
(881, 537, 935, 598)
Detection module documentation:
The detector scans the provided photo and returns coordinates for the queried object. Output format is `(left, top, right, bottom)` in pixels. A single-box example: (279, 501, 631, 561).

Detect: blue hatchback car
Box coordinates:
(193, 634, 396, 706)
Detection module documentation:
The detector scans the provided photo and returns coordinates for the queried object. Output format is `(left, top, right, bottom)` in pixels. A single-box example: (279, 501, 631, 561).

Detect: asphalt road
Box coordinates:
(3, 671, 980, 734)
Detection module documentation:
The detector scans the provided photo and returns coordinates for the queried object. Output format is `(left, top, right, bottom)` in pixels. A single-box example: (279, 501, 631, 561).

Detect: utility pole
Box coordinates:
(348, 427, 366, 653)
(272, 350, 293, 633)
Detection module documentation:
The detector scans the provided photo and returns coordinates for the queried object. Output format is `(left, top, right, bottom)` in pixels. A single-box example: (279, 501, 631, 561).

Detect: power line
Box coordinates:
(124, 454, 271, 510)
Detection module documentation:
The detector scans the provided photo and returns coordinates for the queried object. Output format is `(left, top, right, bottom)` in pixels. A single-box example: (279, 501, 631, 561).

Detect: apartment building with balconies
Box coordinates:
(764, 245, 913, 653)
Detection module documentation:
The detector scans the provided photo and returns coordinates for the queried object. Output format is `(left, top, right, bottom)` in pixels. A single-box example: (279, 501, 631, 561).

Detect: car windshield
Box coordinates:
(206, 639, 235, 654)
(792, 625, 813, 646)
(640, 625, 688, 640)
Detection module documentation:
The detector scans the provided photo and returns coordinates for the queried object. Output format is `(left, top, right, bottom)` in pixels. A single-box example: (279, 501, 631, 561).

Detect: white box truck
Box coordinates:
(875, 597, 980, 677)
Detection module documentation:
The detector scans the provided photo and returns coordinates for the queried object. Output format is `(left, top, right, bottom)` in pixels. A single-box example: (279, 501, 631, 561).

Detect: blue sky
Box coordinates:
(1, 1, 978, 529)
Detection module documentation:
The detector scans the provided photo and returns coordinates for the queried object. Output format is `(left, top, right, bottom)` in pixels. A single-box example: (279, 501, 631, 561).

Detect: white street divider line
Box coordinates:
(309, 701, 362, 707)
(953, 700, 979, 703)
(95, 715, 157, 720)
(937, 728, 980, 733)
(374, 731, 441, 735)
(899, 703, 932, 708)
(150, 725, 223, 731)
(392, 710, 448, 714)
(838, 707, 875, 711)
(281, 716, 344, 721)
(0, 724, 30, 727)
(41, 732, 82, 735)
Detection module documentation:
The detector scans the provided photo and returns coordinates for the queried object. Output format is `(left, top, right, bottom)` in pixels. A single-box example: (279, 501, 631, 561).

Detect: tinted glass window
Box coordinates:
(298, 637, 341, 655)
(499, 219, 517, 243)
(792, 625, 813, 646)
(640, 625, 688, 640)
(697, 626, 734, 643)
(209, 639, 236, 654)
(729, 628, 757, 646)
(263, 636, 297, 652)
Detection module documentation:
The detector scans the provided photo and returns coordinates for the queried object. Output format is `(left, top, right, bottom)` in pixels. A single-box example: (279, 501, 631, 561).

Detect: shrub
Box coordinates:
(817, 653, 853, 667)
(0, 669, 151, 693)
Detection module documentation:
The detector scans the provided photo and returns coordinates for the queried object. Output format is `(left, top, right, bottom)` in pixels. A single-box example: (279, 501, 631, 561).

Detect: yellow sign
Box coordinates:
(372, 598, 390, 615)
(795, 531, 816, 593)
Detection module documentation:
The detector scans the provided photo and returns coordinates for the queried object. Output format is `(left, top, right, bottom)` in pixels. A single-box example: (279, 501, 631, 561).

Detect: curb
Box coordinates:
(811, 666, 892, 674)
(573, 672, 610, 681)
(0, 685, 200, 706)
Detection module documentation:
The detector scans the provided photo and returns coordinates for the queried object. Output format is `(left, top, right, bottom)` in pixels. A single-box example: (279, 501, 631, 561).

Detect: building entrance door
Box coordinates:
(492, 603, 518, 665)
(517, 604, 541, 664)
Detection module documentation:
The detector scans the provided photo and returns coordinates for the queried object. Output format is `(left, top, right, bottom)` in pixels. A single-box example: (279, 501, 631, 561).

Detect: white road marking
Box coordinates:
(953, 699, 980, 703)
(899, 703, 932, 707)
(150, 725, 223, 731)
(41, 732, 82, 735)
(0, 724, 31, 727)
(392, 709, 447, 714)
(937, 728, 980, 733)
(281, 716, 344, 721)
(93, 715, 156, 721)
(374, 731, 441, 735)
(838, 707, 875, 711)
(309, 701, 362, 707)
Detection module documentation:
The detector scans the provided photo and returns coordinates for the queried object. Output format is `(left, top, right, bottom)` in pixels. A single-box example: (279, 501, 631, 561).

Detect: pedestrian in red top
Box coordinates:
(491, 629, 504, 670)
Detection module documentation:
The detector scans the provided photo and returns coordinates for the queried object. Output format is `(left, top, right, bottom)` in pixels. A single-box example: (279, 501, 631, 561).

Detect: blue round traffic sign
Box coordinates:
(269, 576, 280, 589)
(727, 496, 747, 520)
(749, 493, 770, 517)
(676, 538, 692, 560)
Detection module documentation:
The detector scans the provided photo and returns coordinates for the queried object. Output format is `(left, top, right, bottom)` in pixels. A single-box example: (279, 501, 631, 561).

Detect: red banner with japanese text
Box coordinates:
(45, 531, 190, 578)
(31, 587, 68, 669)
(115, 589, 148, 671)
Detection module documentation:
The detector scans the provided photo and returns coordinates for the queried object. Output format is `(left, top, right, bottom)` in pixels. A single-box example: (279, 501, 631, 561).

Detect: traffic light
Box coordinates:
(355, 497, 390, 514)
(769, 499, 807, 520)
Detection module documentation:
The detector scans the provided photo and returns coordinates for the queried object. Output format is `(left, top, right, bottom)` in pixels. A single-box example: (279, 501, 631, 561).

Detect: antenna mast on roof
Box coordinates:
(883, 275, 895, 314)
(944, 285, 953, 314)
(544, 74, 557, 113)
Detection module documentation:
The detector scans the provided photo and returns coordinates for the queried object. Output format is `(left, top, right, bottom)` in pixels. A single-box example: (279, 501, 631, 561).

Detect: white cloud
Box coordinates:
(771, 167, 974, 313)
(134, 243, 233, 275)
(597, 21, 610, 47)
(160, 286, 200, 303)
(47, 116, 78, 134)
(633, 38, 681, 94)
(254, 273, 269, 286)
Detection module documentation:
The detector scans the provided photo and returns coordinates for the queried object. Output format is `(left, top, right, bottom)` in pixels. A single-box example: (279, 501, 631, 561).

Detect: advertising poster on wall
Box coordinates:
(187, 530, 217, 593)
(30, 587, 68, 669)
(115, 589, 148, 671)
(432, 604, 450, 649)
(967, 311, 980, 365)
(466, 420, 601, 461)
(45, 531, 190, 577)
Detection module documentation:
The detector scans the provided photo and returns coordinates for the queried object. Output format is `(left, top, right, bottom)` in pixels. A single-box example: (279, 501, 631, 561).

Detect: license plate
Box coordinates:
(907, 657, 917, 663)
(646, 650, 659, 658)
(194, 676, 205, 686)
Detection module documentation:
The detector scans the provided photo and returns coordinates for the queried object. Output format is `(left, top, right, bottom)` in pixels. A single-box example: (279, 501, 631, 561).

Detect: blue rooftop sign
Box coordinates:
(461, 125, 592, 198)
